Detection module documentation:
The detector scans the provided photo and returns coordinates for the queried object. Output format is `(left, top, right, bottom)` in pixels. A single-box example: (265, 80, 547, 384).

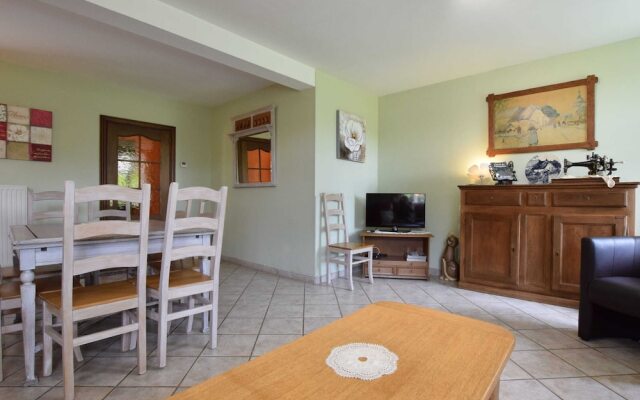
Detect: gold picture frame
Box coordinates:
(486, 75, 598, 157)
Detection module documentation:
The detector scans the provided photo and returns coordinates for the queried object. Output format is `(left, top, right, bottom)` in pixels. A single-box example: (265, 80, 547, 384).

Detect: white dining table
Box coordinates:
(10, 220, 215, 384)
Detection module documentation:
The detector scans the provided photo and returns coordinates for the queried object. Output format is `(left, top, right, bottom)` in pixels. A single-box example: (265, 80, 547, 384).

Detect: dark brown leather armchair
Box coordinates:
(579, 237, 640, 340)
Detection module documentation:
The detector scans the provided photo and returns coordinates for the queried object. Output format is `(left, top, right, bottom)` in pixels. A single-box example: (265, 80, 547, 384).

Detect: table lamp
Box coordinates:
(467, 163, 490, 184)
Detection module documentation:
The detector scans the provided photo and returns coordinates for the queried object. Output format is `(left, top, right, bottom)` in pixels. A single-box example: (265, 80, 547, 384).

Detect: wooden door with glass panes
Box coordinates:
(100, 115, 175, 219)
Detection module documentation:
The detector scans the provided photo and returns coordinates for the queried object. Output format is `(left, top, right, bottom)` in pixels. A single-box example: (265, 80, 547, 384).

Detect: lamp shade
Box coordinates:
(467, 163, 490, 184)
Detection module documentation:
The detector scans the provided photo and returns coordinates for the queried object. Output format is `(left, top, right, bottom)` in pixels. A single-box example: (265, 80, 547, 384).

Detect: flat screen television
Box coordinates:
(366, 193, 426, 230)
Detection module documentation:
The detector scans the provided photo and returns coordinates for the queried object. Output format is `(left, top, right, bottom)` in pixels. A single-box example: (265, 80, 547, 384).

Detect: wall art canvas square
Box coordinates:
(337, 110, 366, 163)
(8, 105, 30, 125)
(486, 75, 597, 156)
(30, 126, 52, 145)
(8, 123, 29, 142)
(1, 102, 53, 162)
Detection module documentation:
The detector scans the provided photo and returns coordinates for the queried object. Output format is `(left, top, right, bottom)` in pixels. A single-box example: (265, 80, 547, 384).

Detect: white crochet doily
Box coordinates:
(326, 343, 398, 381)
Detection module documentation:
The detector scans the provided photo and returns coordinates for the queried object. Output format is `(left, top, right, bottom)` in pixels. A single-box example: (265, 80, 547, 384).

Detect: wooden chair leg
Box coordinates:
(166, 301, 173, 333)
(347, 251, 354, 291)
(1, 311, 4, 381)
(130, 328, 138, 351)
(73, 324, 83, 362)
(158, 300, 168, 368)
(368, 250, 374, 285)
(209, 291, 218, 349)
(202, 294, 210, 333)
(326, 249, 331, 285)
(121, 312, 131, 352)
(136, 308, 146, 375)
(186, 296, 195, 333)
(62, 319, 75, 400)
(42, 305, 53, 377)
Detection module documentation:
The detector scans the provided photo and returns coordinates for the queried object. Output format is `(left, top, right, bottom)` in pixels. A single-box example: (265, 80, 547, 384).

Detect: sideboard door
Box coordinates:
(519, 214, 551, 293)
(552, 215, 626, 295)
(462, 212, 519, 288)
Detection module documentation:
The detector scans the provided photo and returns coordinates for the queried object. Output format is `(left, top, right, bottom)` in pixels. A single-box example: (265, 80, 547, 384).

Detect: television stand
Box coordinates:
(360, 231, 433, 280)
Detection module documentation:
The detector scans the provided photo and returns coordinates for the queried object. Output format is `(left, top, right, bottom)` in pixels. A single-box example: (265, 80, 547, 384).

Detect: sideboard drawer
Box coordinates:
(527, 192, 548, 207)
(371, 266, 394, 275)
(552, 191, 628, 208)
(465, 191, 522, 206)
(396, 267, 428, 278)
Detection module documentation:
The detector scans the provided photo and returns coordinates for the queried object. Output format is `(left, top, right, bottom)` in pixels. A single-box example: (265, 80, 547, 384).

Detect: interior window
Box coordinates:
(230, 106, 276, 187)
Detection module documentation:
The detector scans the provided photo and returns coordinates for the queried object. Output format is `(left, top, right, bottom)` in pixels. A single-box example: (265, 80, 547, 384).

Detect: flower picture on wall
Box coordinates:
(486, 75, 598, 157)
(337, 110, 366, 163)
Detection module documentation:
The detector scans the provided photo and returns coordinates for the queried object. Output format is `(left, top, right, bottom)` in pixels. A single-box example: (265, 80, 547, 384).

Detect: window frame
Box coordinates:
(229, 106, 277, 188)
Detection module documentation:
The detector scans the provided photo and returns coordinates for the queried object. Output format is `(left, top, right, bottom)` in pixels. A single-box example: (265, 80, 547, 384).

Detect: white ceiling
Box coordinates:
(2, 0, 640, 103)
(161, 0, 640, 95)
(0, 0, 271, 106)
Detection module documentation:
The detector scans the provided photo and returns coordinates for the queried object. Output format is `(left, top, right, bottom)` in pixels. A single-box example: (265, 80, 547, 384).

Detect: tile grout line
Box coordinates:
(169, 264, 253, 392)
(247, 274, 278, 358)
(174, 267, 257, 394)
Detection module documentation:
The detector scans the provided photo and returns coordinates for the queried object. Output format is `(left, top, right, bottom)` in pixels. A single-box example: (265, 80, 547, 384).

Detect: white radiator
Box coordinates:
(0, 185, 28, 267)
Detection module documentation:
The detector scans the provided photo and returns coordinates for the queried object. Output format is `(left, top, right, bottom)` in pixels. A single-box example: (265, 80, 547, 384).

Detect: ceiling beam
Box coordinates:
(38, 0, 315, 90)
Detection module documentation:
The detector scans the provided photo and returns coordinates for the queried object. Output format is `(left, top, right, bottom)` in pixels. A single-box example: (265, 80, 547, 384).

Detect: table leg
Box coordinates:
(20, 268, 38, 384)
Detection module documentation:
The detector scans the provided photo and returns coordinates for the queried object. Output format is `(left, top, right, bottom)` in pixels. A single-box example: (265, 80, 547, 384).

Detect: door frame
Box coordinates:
(99, 115, 176, 214)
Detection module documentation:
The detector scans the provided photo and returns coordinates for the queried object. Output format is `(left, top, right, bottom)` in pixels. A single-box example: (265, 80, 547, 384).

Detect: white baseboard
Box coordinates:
(222, 257, 444, 285)
(222, 256, 318, 284)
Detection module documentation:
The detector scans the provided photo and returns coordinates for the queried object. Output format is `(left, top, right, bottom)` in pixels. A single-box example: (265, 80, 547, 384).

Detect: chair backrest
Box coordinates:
(322, 193, 348, 246)
(175, 199, 214, 219)
(62, 182, 150, 311)
(27, 190, 64, 223)
(158, 183, 228, 296)
(88, 201, 131, 221)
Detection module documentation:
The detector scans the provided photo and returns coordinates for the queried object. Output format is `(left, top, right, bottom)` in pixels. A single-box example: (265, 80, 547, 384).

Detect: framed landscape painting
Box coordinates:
(486, 75, 598, 156)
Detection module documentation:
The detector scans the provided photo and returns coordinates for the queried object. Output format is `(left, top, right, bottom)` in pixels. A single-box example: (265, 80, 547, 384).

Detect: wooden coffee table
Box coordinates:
(171, 302, 514, 399)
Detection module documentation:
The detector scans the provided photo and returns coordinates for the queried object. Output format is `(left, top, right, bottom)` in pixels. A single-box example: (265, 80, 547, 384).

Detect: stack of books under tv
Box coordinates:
(405, 250, 427, 262)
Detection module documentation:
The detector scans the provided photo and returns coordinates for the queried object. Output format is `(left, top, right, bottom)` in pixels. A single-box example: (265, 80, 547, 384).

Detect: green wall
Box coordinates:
(379, 37, 640, 270)
(0, 61, 215, 192)
(314, 71, 379, 279)
(210, 84, 317, 278)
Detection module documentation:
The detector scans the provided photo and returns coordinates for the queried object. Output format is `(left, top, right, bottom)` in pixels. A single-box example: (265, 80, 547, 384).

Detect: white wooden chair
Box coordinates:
(88, 200, 133, 284)
(40, 182, 150, 400)
(2, 189, 85, 375)
(89, 201, 131, 221)
(146, 183, 227, 368)
(28, 190, 65, 222)
(322, 193, 374, 291)
(3, 190, 65, 281)
(0, 282, 23, 381)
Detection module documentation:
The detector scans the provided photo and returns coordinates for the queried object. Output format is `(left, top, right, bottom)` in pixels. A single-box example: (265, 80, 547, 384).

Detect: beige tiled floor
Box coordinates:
(2, 262, 640, 399)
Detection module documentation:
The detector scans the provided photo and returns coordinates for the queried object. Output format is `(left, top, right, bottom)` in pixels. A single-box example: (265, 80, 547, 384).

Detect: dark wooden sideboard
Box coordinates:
(459, 178, 638, 306)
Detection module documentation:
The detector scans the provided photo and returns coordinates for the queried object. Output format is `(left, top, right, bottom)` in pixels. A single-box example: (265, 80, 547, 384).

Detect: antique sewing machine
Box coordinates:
(563, 152, 622, 176)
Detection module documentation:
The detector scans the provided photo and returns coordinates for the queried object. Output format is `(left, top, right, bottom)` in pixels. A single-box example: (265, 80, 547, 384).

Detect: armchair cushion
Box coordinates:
(590, 276, 640, 319)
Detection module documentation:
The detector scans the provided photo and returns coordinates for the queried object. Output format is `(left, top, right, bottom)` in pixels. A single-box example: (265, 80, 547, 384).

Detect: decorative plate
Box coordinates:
(326, 343, 398, 381)
(525, 155, 562, 184)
